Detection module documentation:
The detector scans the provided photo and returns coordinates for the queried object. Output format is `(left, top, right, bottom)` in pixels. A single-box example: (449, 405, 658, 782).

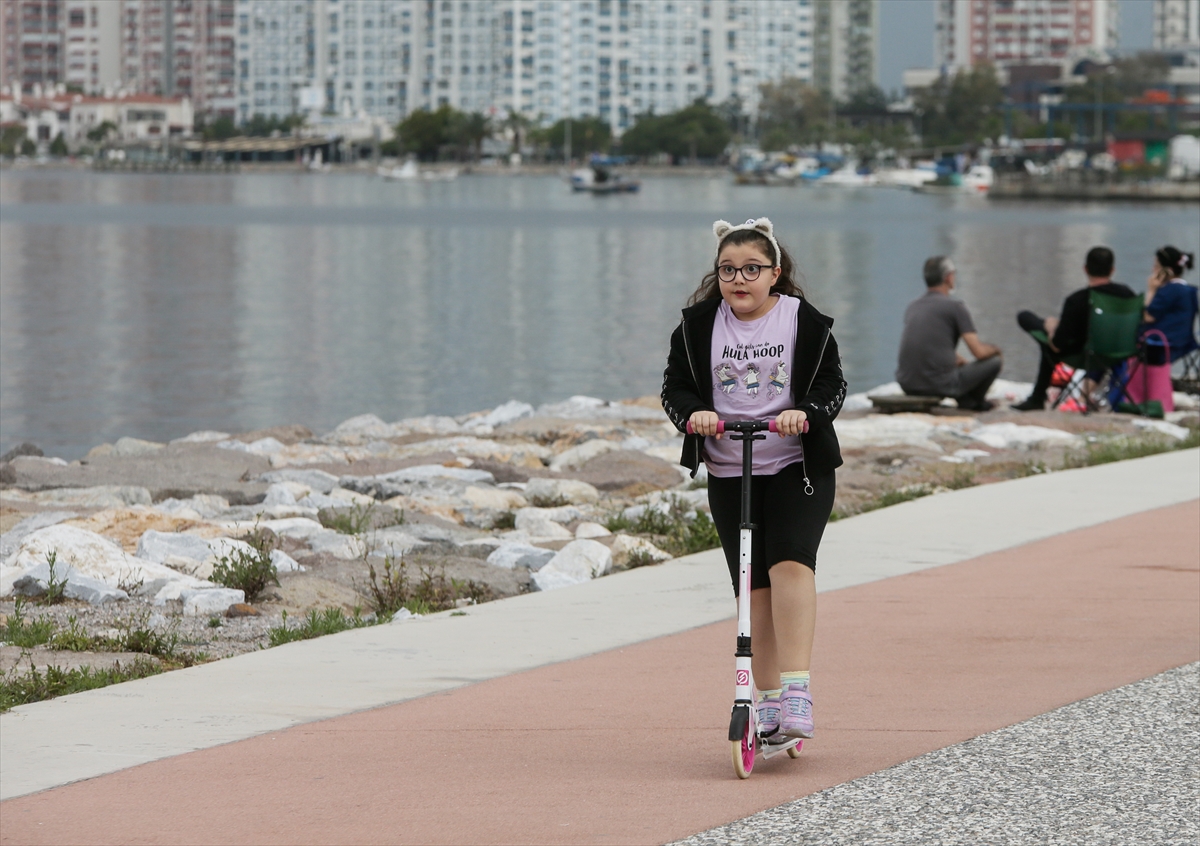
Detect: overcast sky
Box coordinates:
(878, 0, 1158, 95)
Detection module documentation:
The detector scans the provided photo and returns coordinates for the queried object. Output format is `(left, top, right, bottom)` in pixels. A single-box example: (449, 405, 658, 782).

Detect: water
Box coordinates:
(1, 169, 1195, 459)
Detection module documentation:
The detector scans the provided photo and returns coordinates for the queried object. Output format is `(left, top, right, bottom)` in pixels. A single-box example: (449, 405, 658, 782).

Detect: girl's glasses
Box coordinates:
(717, 264, 773, 283)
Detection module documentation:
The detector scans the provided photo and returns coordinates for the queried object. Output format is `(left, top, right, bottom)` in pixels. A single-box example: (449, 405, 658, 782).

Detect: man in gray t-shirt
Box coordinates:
(895, 257, 1003, 411)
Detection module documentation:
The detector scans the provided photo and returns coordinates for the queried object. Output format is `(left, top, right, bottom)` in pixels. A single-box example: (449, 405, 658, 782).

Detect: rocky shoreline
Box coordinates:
(2, 384, 1197, 684)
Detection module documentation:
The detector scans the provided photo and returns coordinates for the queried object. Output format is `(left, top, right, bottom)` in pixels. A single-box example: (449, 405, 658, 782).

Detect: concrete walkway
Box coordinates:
(0, 450, 1196, 844)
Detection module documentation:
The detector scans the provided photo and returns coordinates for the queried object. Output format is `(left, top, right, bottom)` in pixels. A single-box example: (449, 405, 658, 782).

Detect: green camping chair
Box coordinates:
(1046, 289, 1143, 412)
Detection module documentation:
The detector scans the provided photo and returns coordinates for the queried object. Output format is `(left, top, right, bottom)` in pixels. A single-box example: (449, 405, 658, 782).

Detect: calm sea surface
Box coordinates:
(1, 169, 1196, 459)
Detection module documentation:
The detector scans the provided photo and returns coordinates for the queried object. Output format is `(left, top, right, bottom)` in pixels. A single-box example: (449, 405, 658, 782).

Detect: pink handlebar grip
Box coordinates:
(768, 421, 777, 433)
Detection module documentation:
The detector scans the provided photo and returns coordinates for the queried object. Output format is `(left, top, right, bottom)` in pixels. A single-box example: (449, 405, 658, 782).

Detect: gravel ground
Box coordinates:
(673, 663, 1199, 846)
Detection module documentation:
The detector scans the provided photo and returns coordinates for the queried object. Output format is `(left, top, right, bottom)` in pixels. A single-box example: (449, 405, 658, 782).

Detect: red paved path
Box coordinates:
(2, 501, 1196, 846)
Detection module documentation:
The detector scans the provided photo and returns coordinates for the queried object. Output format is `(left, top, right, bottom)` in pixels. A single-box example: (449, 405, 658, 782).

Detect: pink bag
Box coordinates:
(1124, 330, 1174, 413)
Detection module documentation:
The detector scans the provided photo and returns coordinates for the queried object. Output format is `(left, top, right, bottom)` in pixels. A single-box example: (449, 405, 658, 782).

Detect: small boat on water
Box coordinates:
(571, 166, 640, 194)
(915, 164, 994, 195)
(378, 160, 459, 181)
(816, 163, 878, 187)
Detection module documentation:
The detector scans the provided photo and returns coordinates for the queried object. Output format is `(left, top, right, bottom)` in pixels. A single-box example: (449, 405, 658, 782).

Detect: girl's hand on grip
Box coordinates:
(775, 409, 808, 437)
(690, 411, 722, 438)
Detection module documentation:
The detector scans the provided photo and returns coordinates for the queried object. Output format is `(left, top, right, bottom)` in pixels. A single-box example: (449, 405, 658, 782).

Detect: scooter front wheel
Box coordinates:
(732, 715, 756, 778)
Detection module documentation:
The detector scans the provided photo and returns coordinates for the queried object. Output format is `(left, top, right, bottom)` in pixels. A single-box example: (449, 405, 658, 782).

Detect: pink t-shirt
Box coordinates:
(704, 295, 804, 478)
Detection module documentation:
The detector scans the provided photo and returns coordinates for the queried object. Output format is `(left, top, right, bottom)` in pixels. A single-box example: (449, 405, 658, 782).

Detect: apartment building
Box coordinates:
(63, 0, 121, 94)
(123, 0, 236, 115)
(935, 0, 1118, 71)
(0, 0, 63, 94)
(1154, 0, 1200, 53)
(813, 0, 877, 101)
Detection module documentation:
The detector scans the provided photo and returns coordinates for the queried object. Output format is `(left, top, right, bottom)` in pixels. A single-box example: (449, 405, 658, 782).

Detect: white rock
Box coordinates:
(328, 487, 376, 505)
(270, 549, 304, 572)
(575, 522, 611, 539)
(834, 414, 942, 451)
(0, 511, 77, 560)
(11, 561, 129, 605)
(532, 540, 613, 590)
(514, 517, 572, 540)
(263, 482, 310, 505)
(136, 531, 214, 567)
(516, 505, 581, 526)
(295, 492, 337, 509)
(217, 437, 285, 455)
(1131, 418, 1190, 440)
(111, 436, 166, 457)
(478, 400, 535, 428)
(549, 439, 620, 472)
(610, 534, 672, 569)
(154, 494, 230, 519)
(487, 543, 557, 571)
(529, 567, 587, 591)
(1, 525, 207, 600)
(375, 465, 496, 485)
(368, 528, 427, 558)
(307, 530, 366, 559)
(257, 517, 326, 540)
(259, 468, 340, 494)
(2, 486, 152, 509)
(969, 423, 1081, 450)
(332, 413, 396, 439)
(1173, 391, 1199, 411)
(391, 415, 463, 435)
(524, 477, 600, 505)
(457, 537, 504, 555)
(171, 430, 231, 444)
(181, 587, 245, 616)
(462, 485, 527, 510)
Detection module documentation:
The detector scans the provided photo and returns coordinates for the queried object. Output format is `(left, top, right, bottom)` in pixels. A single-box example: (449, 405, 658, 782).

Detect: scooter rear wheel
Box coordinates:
(787, 740, 803, 759)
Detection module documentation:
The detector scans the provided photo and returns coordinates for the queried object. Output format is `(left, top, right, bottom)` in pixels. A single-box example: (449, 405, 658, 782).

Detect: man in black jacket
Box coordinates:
(1013, 246, 1136, 411)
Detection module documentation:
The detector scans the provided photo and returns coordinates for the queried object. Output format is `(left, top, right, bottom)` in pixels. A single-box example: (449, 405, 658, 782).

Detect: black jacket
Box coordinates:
(660, 295, 846, 480)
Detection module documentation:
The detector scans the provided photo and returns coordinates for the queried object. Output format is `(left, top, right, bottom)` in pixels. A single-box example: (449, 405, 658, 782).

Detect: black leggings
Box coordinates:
(706, 463, 836, 596)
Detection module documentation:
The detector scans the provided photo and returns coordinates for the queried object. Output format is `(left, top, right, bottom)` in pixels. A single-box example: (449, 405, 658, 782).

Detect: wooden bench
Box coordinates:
(868, 394, 944, 414)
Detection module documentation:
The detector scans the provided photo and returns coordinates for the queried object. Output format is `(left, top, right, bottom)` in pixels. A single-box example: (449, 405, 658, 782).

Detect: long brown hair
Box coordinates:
(687, 228, 805, 306)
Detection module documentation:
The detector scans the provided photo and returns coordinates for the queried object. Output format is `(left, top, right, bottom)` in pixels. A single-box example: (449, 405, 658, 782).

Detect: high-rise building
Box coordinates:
(813, 0, 877, 100)
(63, 0, 122, 94)
(0, 0, 64, 94)
(234, 0, 317, 122)
(935, 0, 1118, 72)
(122, 0, 236, 115)
(275, 0, 825, 135)
(1154, 0, 1200, 52)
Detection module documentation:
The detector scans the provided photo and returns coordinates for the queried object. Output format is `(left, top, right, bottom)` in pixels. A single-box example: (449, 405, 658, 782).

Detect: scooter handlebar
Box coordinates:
(685, 419, 807, 435)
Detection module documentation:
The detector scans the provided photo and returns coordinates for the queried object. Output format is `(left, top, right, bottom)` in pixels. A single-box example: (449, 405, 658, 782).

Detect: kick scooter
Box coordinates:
(687, 417, 808, 778)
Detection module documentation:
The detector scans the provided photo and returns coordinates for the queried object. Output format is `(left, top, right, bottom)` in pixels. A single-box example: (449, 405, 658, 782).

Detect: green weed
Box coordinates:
(1062, 429, 1200, 469)
(365, 556, 492, 618)
(268, 607, 377, 647)
(605, 497, 721, 557)
(210, 533, 278, 603)
(47, 616, 97, 652)
(492, 510, 516, 530)
(1, 599, 55, 648)
(0, 657, 162, 712)
(41, 550, 68, 605)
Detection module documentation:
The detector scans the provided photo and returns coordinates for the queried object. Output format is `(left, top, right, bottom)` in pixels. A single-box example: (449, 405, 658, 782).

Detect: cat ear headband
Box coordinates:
(713, 218, 782, 265)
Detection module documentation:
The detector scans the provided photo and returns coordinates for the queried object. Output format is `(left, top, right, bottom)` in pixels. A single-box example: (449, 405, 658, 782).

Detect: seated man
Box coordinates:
(895, 256, 1003, 411)
(1013, 246, 1136, 411)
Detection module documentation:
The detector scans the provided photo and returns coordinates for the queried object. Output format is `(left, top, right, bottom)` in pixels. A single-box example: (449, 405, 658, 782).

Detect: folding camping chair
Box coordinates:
(1042, 290, 1143, 414)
